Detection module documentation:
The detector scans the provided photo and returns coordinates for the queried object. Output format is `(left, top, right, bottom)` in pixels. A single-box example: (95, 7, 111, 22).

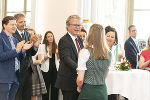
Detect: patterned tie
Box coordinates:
(75, 38, 80, 52)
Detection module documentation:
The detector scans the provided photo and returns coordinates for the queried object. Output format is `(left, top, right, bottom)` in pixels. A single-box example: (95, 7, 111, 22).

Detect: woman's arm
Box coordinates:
(77, 70, 85, 93)
(76, 49, 90, 93)
(139, 55, 150, 69)
(105, 69, 109, 78)
(32, 54, 42, 65)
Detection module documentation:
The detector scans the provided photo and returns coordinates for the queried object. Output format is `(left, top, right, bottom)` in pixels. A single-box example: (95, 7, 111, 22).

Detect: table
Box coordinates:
(106, 69, 150, 100)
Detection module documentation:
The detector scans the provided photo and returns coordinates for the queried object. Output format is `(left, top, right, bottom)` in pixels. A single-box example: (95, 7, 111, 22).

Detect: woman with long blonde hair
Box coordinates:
(139, 36, 150, 70)
(77, 24, 111, 100)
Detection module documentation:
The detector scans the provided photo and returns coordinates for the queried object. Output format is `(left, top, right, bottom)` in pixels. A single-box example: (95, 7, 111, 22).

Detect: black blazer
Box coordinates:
(13, 30, 37, 81)
(124, 37, 139, 68)
(55, 33, 83, 91)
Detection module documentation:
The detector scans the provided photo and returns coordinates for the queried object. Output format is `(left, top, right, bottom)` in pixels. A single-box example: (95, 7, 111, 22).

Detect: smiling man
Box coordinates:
(0, 16, 28, 100)
(55, 15, 83, 100)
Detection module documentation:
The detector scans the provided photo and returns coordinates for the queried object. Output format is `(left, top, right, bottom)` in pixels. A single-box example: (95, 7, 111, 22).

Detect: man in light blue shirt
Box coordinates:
(0, 16, 32, 100)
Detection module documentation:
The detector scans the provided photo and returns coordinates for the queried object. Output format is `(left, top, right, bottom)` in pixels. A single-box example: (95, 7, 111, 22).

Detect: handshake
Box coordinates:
(16, 40, 33, 52)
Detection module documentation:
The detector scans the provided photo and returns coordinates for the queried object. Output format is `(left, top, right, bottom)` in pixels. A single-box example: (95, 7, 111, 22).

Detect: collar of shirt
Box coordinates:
(68, 32, 77, 42)
(17, 29, 25, 36)
(131, 37, 137, 43)
(5, 32, 13, 39)
(68, 32, 79, 51)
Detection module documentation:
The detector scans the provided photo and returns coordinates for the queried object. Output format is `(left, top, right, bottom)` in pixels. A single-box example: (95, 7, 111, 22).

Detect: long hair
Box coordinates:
(144, 36, 150, 50)
(42, 31, 57, 54)
(85, 24, 109, 60)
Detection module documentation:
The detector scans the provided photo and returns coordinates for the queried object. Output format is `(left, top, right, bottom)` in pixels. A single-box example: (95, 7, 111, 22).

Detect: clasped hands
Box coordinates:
(16, 34, 42, 52)
(30, 34, 42, 48)
(16, 40, 33, 52)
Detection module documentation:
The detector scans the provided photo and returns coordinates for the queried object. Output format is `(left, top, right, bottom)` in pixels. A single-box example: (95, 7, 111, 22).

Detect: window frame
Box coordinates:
(3, 0, 29, 16)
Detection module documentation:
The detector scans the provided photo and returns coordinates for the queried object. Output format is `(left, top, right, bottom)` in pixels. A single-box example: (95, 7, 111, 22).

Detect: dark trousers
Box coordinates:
(62, 90, 79, 100)
(15, 69, 32, 100)
(108, 94, 117, 100)
(0, 74, 19, 100)
(42, 68, 58, 100)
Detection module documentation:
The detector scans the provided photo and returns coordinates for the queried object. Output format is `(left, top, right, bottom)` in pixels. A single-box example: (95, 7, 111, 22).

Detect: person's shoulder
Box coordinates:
(124, 38, 131, 46)
(24, 30, 30, 36)
(59, 33, 69, 42)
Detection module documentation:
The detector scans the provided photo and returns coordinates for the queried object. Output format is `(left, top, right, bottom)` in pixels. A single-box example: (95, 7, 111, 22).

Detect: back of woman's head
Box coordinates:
(85, 24, 108, 60)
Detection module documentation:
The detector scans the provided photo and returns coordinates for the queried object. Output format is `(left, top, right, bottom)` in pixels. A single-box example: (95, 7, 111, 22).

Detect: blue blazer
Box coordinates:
(124, 37, 139, 68)
(0, 31, 24, 83)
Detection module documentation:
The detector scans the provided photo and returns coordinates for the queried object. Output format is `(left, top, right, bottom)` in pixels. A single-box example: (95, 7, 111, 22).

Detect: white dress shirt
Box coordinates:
(77, 49, 90, 70)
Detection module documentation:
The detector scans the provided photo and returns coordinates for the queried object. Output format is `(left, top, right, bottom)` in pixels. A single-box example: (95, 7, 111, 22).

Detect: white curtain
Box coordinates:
(81, 0, 128, 46)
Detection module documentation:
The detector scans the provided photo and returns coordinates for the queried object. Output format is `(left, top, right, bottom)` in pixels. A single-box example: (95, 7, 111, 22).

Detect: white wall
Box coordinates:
(34, 0, 81, 43)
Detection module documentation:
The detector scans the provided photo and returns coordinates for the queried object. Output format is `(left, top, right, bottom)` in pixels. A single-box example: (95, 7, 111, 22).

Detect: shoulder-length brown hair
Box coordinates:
(144, 36, 150, 50)
(43, 31, 57, 54)
(85, 24, 108, 60)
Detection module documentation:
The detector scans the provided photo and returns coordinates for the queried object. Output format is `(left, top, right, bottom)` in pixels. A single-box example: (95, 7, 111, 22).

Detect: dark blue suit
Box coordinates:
(124, 37, 139, 69)
(0, 31, 25, 100)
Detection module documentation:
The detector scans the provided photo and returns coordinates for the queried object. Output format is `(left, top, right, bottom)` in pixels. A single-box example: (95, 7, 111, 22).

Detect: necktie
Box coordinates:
(21, 33, 24, 40)
(75, 38, 80, 52)
(135, 40, 139, 53)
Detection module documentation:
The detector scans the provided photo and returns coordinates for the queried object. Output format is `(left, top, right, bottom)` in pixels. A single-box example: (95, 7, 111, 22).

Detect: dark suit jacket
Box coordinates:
(13, 30, 37, 77)
(55, 33, 83, 91)
(124, 37, 139, 68)
(13, 30, 37, 100)
(0, 31, 24, 83)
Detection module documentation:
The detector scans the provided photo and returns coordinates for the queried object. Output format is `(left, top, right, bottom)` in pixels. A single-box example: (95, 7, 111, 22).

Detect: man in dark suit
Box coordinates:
(13, 13, 41, 100)
(124, 25, 139, 69)
(0, 16, 33, 100)
(55, 15, 83, 100)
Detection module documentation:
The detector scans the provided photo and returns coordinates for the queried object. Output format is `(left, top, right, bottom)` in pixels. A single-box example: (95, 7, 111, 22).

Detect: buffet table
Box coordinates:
(106, 69, 150, 100)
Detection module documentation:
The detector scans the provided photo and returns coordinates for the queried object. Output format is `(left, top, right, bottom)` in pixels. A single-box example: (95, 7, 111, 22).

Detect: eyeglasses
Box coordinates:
(69, 24, 82, 27)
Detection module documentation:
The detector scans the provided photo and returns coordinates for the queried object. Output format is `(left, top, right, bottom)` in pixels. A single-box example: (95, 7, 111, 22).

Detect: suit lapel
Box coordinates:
(66, 33, 78, 57)
(129, 37, 139, 53)
(13, 30, 22, 42)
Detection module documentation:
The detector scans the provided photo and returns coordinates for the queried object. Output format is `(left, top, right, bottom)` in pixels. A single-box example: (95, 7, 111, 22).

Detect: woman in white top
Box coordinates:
(105, 26, 123, 100)
(38, 31, 59, 100)
(105, 26, 123, 66)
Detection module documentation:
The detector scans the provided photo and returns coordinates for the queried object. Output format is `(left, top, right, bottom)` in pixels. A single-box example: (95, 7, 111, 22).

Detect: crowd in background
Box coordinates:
(0, 13, 150, 100)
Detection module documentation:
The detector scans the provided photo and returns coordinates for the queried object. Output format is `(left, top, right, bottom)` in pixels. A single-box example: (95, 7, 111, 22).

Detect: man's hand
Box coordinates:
(22, 41, 33, 51)
(16, 40, 25, 52)
(33, 34, 42, 48)
(30, 34, 42, 48)
(30, 34, 38, 44)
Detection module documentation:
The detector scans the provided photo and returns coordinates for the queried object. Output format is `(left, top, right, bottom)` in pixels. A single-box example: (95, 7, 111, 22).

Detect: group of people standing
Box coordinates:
(0, 13, 150, 100)
(0, 13, 59, 100)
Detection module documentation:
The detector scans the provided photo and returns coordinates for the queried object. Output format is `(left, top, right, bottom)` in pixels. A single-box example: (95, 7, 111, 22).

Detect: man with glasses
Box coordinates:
(55, 15, 83, 100)
(124, 25, 139, 69)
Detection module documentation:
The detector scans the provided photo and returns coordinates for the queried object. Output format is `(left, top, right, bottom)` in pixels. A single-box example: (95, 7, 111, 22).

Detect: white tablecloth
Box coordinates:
(106, 69, 150, 100)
